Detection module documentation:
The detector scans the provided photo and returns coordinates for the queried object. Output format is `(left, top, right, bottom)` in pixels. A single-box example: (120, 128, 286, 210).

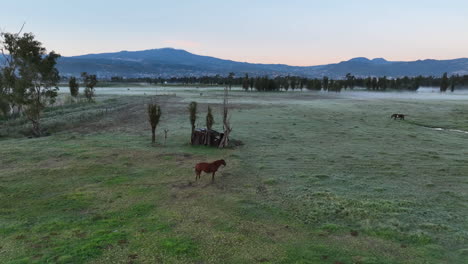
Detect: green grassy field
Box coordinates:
(1, 90, 467, 263)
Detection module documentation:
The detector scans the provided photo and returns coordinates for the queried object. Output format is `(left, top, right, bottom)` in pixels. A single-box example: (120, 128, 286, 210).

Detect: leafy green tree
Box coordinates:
(147, 103, 161, 144)
(283, 78, 289, 91)
(228, 72, 235, 90)
(249, 77, 254, 91)
(242, 74, 249, 91)
(1, 32, 60, 136)
(0, 72, 10, 116)
(377, 76, 388, 90)
(322, 76, 329, 91)
(440, 72, 449, 92)
(290, 77, 297, 90)
(188, 101, 197, 144)
(372, 77, 378, 90)
(68, 77, 79, 99)
(205, 106, 214, 145)
(81, 72, 97, 101)
(450, 75, 456, 92)
(345, 73, 355, 89)
(206, 106, 214, 130)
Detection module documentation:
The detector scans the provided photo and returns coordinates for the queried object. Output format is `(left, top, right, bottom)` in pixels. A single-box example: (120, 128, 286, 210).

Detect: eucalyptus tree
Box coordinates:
(0, 32, 60, 136)
(242, 74, 250, 91)
(81, 72, 98, 102)
(227, 72, 235, 90)
(0, 71, 9, 116)
(322, 76, 329, 91)
(68, 77, 79, 100)
(450, 75, 456, 92)
(440, 73, 449, 92)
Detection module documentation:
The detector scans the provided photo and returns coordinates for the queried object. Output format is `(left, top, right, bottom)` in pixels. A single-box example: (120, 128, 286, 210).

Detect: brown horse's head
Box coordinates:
(218, 159, 226, 167)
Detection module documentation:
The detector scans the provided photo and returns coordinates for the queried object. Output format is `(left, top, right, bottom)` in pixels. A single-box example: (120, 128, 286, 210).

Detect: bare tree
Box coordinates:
(218, 86, 232, 148)
(164, 129, 169, 145)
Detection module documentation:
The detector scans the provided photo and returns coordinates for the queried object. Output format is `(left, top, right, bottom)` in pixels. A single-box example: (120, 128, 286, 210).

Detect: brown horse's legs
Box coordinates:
(195, 170, 200, 181)
(212, 172, 215, 182)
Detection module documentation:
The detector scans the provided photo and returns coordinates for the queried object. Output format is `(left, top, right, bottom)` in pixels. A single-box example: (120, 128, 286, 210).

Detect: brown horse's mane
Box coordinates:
(212, 159, 225, 166)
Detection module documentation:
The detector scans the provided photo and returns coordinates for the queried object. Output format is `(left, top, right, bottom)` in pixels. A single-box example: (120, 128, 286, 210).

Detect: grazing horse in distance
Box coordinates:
(195, 159, 226, 182)
(391, 113, 406, 120)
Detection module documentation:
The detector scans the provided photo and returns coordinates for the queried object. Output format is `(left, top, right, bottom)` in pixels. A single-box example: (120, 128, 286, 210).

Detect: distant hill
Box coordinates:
(29, 48, 468, 78)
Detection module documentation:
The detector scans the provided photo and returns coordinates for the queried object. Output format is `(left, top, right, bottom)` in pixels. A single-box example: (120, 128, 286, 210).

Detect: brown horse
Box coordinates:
(195, 159, 226, 182)
(391, 113, 405, 120)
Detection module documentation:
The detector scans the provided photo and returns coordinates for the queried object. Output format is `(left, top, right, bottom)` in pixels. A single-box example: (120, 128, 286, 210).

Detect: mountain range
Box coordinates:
(42, 48, 468, 78)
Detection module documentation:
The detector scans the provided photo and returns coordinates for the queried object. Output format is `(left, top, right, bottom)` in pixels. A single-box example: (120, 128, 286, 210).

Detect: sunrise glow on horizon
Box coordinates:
(2, 0, 468, 66)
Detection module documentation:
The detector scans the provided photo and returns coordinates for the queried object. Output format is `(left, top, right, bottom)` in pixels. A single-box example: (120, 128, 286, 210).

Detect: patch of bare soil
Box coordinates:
(74, 93, 266, 134)
(70, 95, 184, 134)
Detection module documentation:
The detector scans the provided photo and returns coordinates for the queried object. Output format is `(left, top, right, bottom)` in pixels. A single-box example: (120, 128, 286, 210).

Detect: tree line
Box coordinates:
(104, 73, 468, 92)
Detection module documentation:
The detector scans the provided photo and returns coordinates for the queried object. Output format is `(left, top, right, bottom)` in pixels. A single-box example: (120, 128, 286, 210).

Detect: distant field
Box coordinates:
(58, 82, 228, 88)
(1, 89, 467, 263)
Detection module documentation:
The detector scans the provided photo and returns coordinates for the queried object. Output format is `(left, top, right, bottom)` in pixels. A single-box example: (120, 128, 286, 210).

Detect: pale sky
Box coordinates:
(1, 0, 468, 66)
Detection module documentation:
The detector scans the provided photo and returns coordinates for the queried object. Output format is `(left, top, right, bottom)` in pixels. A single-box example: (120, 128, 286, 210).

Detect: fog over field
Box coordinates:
(56, 85, 468, 101)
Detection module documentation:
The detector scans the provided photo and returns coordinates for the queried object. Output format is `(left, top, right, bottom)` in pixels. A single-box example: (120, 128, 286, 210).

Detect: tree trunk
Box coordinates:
(204, 129, 210, 145)
(218, 127, 231, 148)
(151, 126, 156, 143)
(31, 119, 41, 137)
(191, 126, 195, 144)
(164, 129, 168, 145)
(218, 85, 231, 148)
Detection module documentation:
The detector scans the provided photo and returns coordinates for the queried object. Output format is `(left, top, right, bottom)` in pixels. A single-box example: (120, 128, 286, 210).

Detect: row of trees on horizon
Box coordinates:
(104, 73, 467, 92)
